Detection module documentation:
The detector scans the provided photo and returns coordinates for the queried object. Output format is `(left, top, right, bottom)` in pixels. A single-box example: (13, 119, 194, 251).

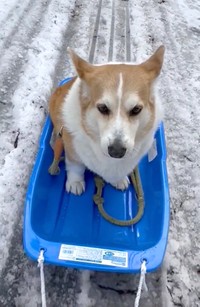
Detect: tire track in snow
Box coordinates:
(125, 2, 131, 62)
(108, 0, 115, 61)
(0, 0, 29, 28)
(113, 0, 126, 61)
(129, 0, 154, 62)
(88, 0, 103, 63)
(0, 0, 35, 53)
(52, 0, 97, 87)
(0, 0, 53, 98)
(93, 0, 113, 64)
(0, 0, 54, 166)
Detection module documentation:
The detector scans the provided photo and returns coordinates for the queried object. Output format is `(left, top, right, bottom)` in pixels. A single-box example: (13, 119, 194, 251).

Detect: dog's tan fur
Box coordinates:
(49, 78, 77, 162)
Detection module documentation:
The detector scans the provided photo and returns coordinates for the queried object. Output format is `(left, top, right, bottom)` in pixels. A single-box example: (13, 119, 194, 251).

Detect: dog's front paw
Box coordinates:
(66, 179, 85, 195)
(112, 177, 130, 191)
(65, 165, 85, 195)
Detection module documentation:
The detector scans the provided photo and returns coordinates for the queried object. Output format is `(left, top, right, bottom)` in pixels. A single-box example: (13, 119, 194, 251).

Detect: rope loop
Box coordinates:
(93, 167, 144, 226)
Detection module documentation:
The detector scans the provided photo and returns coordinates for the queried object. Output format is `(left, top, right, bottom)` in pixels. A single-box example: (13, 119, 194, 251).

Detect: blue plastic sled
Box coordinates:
(23, 78, 170, 273)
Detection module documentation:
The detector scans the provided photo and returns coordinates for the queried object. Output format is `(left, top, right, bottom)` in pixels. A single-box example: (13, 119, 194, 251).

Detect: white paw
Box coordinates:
(112, 177, 130, 191)
(66, 179, 85, 195)
(65, 165, 85, 195)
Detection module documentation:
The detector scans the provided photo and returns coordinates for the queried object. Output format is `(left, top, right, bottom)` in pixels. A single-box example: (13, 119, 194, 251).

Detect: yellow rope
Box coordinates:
(48, 133, 144, 226)
(93, 167, 144, 226)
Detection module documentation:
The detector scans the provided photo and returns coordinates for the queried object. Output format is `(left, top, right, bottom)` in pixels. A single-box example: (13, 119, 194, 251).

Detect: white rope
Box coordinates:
(134, 260, 148, 307)
(37, 249, 47, 307)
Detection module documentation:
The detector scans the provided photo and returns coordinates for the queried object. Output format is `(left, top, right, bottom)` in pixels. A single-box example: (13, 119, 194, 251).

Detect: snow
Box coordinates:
(0, 0, 200, 306)
(0, 0, 75, 271)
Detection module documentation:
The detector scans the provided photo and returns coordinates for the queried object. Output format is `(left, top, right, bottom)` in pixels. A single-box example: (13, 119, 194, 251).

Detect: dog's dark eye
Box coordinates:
(97, 104, 110, 115)
(129, 105, 143, 116)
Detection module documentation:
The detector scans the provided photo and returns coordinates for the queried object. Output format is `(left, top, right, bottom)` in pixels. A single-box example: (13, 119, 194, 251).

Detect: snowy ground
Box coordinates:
(0, 0, 200, 306)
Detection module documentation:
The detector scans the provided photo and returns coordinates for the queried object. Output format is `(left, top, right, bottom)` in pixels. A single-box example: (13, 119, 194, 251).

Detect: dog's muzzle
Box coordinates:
(108, 139, 127, 159)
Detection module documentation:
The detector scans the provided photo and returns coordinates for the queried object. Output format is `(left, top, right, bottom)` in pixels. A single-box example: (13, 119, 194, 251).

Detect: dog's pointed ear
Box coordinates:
(68, 48, 93, 79)
(141, 46, 165, 79)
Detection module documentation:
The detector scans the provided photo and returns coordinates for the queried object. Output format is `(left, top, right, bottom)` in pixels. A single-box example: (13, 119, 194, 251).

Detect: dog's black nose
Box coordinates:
(108, 139, 126, 158)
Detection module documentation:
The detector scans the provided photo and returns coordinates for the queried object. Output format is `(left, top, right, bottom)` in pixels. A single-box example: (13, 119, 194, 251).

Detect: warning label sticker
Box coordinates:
(59, 244, 128, 268)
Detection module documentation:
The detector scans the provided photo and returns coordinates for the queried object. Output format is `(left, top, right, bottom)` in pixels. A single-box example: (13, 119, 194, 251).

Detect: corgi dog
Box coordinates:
(49, 46, 165, 195)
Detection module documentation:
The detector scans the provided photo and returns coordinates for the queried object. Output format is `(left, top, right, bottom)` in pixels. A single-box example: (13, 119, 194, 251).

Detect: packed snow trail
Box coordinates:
(0, 0, 200, 306)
